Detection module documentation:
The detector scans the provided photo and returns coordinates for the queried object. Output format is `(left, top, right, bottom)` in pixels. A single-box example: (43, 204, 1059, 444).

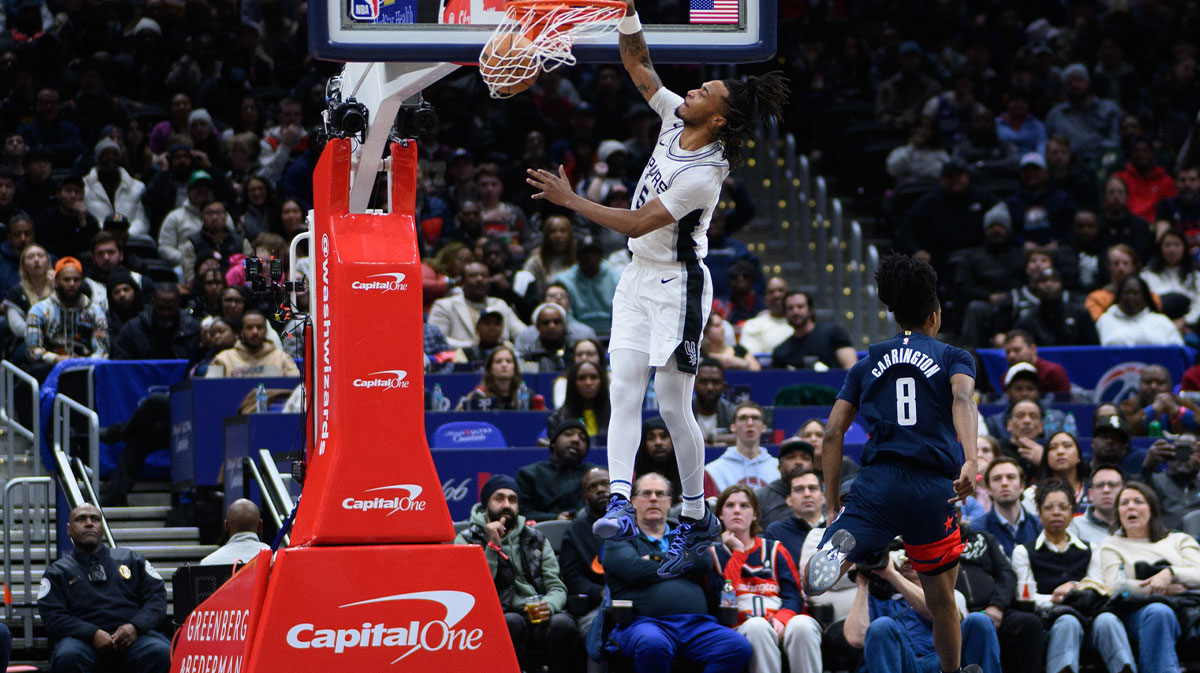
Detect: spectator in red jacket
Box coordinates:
(1003, 329, 1070, 393)
(1113, 136, 1178, 224)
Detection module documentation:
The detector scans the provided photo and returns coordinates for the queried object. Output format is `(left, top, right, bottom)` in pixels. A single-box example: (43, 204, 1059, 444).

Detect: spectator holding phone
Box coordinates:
(1140, 434, 1200, 530)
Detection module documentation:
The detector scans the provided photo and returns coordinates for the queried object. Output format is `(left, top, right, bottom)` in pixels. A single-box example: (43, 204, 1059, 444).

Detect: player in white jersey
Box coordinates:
(526, 0, 787, 575)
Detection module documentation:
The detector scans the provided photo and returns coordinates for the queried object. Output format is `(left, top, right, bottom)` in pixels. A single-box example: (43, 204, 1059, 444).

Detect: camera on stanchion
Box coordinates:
(244, 256, 306, 322)
(323, 75, 369, 143)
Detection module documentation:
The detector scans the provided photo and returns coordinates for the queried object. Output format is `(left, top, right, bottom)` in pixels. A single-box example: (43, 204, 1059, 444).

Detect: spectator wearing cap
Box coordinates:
(995, 87, 1047, 156)
(454, 474, 578, 673)
(884, 118, 950, 187)
(556, 235, 618, 336)
(1097, 274, 1184, 346)
(986, 362, 1067, 438)
(459, 309, 512, 365)
(1004, 152, 1078, 248)
(875, 41, 942, 130)
(1090, 409, 1146, 478)
(36, 173, 99, 261)
(1113, 136, 1178, 224)
(1045, 63, 1122, 165)
(156, 170, 221, 267)
(1099, 176, 1155, 264)
(1008, 267, 1100, 346)
(428, 261, 526, 349)
(84, 137, 150, 237)
(15, 147, 56, 221)
(1002, 329, 1071, 393)
(26, 257, 108, 372)
(955, 202, 1025, 342)
(755, 439, 816, 528)
(896, 156, 997, 288)
(1118, 364, 1198, 436)
(517, 418, 599, 522)
(515, 301, 572, 372)
(178, 200, 252, 284)
(17, 88, 84, 168)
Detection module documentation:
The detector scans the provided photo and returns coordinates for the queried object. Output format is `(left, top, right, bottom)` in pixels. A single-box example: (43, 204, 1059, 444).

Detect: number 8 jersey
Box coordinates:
(837, 330, 976, 479)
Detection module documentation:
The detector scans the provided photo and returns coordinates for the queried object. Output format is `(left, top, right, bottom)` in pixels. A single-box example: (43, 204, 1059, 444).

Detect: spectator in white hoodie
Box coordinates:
(1097, 275, 1184, 346)
(705, 401, 779, 492)
(83, 138, 150, 236)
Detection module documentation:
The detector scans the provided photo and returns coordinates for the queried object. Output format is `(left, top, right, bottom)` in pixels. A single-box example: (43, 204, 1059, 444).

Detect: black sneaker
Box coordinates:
(807, 529, 856, 595)
(592, 495, 639, 541)
(657, 508, 721, 577)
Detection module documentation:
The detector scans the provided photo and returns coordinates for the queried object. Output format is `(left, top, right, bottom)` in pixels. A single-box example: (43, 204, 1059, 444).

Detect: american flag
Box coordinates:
(689, 0, 738, 24)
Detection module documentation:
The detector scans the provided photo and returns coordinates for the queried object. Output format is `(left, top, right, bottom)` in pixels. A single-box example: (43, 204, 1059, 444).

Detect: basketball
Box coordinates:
(480, 33, 540, 96)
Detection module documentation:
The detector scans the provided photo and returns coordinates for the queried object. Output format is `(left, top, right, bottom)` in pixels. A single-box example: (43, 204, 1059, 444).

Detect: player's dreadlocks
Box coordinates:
(717, 71, 789, 169)
(874, 252, 940, 329)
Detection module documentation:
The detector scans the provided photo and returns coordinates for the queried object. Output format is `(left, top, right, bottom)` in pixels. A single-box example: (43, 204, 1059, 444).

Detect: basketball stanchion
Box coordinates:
(169, 139, 519, 672)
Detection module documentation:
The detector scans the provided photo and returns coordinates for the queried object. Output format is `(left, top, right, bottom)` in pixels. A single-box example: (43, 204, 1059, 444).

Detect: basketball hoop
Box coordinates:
(479, 0, 626, 99)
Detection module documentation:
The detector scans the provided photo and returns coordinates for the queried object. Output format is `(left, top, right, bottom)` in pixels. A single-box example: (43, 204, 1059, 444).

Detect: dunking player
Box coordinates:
(805, 253, 982, 673)
(525, 0, 787, 575)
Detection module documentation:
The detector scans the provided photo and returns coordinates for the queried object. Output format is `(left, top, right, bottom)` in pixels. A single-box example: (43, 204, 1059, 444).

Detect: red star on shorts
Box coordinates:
(944, 513, 955, 532)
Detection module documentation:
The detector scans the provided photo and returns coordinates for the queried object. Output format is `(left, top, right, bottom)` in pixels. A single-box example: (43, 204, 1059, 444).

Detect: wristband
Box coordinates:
(618, 13, 642, 34)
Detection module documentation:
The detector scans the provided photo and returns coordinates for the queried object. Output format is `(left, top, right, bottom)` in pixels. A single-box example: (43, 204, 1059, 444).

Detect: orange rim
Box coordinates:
(505, 0, 626, 38)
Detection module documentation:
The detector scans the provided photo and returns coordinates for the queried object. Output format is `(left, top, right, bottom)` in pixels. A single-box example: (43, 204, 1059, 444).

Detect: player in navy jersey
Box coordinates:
(806, 253, 981, 673)
(526, 0, 788, 577)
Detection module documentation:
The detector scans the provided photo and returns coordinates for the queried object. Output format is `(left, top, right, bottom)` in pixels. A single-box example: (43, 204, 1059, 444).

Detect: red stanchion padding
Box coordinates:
(171, 550, 272, 673)
(242, 545, 520, 671)
(293, 138, 454, 545)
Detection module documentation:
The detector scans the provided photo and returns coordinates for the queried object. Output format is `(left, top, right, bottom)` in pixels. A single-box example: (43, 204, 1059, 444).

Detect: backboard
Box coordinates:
(309, 0, 775, 64)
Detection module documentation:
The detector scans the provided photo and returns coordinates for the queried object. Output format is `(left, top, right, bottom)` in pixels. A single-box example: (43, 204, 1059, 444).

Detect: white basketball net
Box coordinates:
(480, 1, 625, 99)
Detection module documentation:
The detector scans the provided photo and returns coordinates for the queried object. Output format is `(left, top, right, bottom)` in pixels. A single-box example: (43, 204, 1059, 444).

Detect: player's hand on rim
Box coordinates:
(948, 458, 976, 504)
(623, 0, 636, 15)
(526, 165, 573, 206)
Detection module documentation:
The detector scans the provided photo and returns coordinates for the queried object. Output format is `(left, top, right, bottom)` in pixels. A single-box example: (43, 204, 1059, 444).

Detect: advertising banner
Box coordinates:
(292, 139, 453, 545)
(243, 545, 519, 671)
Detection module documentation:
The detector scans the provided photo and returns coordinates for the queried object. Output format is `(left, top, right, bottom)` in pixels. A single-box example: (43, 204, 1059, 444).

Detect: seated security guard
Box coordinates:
(37, 503, 170, 673)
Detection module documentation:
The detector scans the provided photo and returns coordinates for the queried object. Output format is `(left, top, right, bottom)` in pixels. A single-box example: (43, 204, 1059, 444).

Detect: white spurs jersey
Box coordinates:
(628, 88, 730, 263)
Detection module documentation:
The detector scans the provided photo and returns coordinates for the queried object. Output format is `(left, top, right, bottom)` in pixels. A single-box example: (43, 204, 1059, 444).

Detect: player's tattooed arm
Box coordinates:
(619, 21, 662, 103)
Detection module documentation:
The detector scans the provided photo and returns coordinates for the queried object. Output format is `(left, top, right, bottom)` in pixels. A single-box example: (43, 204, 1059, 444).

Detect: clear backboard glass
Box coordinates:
(310, 0, 775, 63)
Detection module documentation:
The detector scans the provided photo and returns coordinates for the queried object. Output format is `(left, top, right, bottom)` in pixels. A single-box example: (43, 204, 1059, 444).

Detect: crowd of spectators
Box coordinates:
(9, 0, 1200, 672)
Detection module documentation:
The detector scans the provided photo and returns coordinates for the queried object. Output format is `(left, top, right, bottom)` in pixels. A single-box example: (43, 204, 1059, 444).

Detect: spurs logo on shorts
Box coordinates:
(684, 340, 699, 368)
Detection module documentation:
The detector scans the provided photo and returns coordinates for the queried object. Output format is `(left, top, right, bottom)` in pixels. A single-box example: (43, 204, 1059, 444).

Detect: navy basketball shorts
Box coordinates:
(819, 461, 963, 575)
